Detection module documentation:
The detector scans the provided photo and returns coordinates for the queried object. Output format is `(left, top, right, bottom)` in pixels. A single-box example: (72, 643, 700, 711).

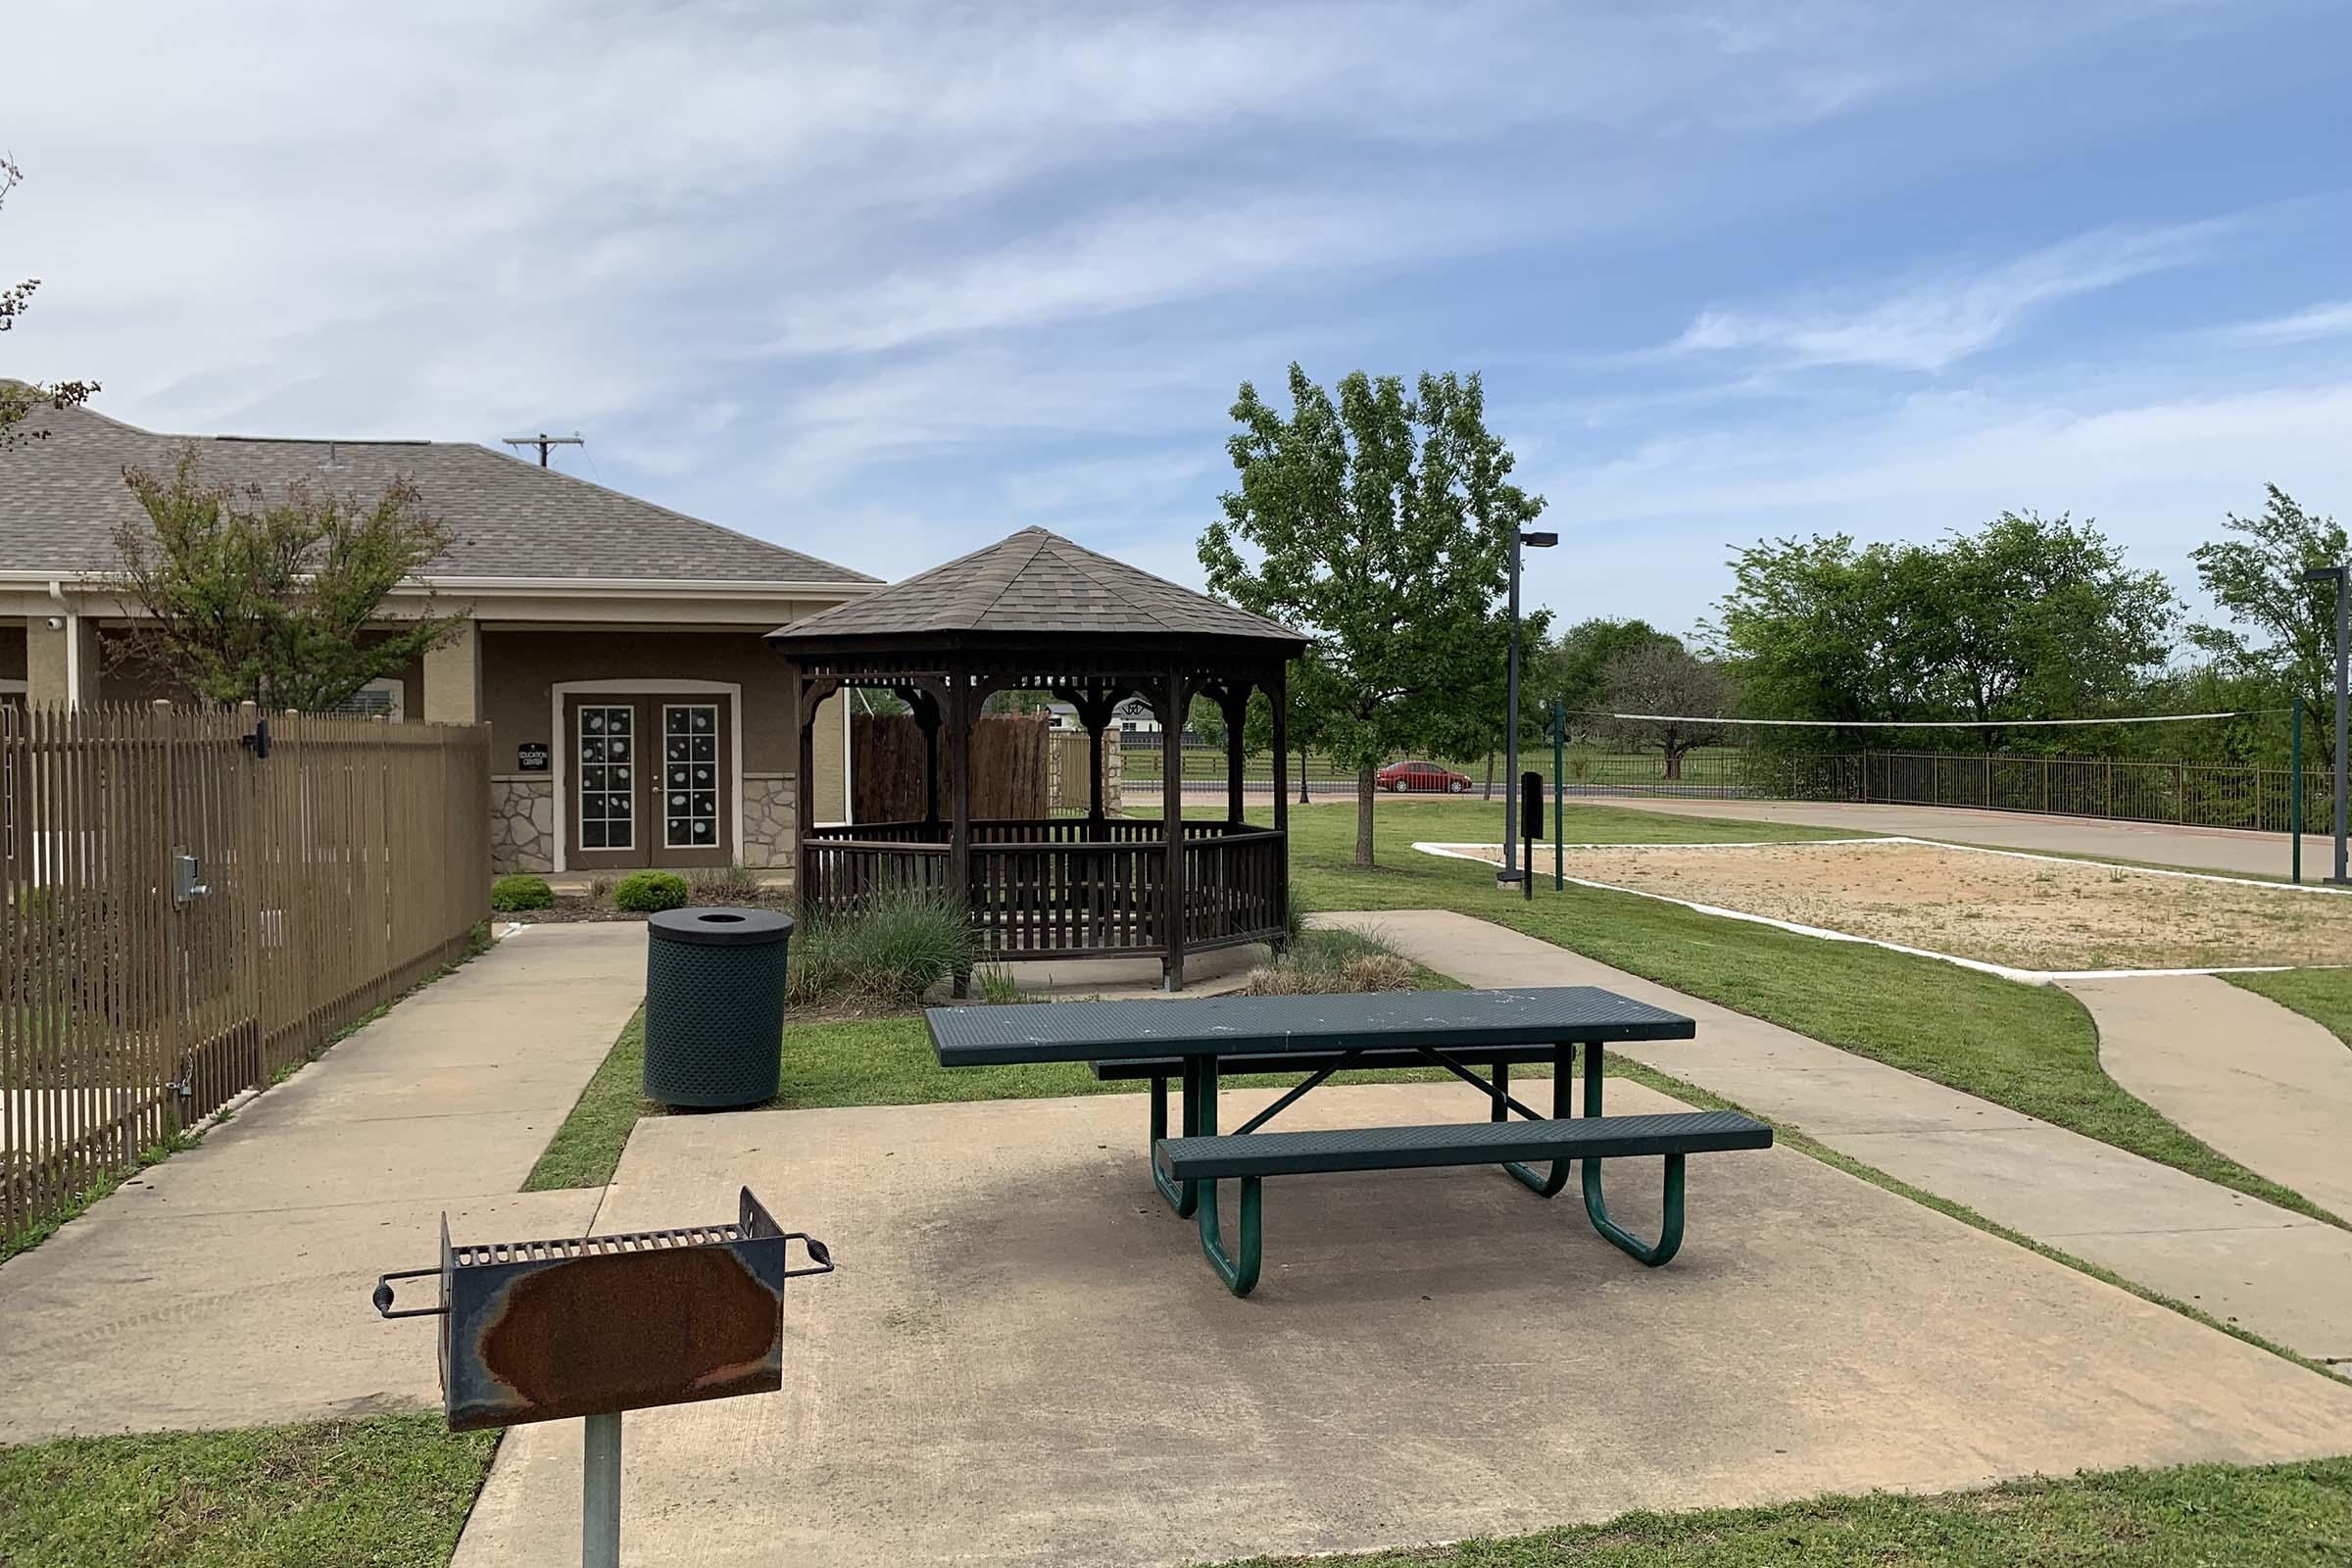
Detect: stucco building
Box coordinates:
(0, 391, 874, 875)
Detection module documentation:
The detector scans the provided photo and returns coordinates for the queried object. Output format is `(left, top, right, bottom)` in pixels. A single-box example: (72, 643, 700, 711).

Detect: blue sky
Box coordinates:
(8, 1, 2351, 642)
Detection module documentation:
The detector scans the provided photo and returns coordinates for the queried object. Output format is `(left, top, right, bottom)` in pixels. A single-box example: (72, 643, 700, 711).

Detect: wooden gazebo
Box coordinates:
(768, 527, 1307, 991)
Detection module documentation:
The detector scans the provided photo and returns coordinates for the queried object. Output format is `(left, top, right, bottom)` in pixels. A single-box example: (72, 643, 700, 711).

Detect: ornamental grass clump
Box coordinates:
(1239, 924, 1418, 996)
(787, 892, 976, 1010)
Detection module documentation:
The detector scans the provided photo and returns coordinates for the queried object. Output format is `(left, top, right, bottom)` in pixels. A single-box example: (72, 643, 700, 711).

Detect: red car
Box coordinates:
(1377, 759, 1474, 793)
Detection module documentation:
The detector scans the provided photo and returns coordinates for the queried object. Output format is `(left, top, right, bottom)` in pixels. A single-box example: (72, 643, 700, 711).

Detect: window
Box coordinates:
(577, 705, 634, 850)
(324, 677, 405, 721)
(663, 704, 719, 848)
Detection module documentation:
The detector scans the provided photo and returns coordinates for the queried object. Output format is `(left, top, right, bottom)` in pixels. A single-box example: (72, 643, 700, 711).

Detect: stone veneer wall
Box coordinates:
(741, 773, 797, 870)
(491, 777, 555, 875)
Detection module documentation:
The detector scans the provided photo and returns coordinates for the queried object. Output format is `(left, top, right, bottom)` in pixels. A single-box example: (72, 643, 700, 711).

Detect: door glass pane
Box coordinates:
(578, 705, 634, 850)
(664, 704, 721, 848)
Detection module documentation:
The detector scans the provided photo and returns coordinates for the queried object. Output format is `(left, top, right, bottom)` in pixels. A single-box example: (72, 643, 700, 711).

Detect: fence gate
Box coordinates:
(1, 702, 491, 1252)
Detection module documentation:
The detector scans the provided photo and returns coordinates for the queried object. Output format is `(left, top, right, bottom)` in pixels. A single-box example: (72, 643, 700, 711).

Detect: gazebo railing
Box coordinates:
(800, 836, 950, 918)
(801, 818, 1285, 960)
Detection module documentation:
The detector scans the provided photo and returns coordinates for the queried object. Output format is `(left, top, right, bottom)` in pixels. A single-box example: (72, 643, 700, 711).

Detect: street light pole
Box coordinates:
(1498, 528, 1557, 888)
(2302, 564, 2349, 883)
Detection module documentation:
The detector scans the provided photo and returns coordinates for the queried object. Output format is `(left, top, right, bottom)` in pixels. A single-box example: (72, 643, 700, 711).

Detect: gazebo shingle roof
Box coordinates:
(767, 526, 1305, 648)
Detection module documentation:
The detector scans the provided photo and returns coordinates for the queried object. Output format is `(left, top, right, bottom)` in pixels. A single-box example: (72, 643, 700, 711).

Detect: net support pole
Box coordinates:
(1552, 698, 1565, 891)
(2292, 700, 2303, 886)
(2335, 571, 2348, 884)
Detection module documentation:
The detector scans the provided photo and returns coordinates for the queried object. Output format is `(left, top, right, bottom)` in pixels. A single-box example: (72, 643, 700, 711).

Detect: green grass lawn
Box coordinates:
(0, 1415, 495, 1568)
(2230, 966, 2352, 1050)
(1201, 1458, 2352, 1567)
(4, 1420, 2340, 1568)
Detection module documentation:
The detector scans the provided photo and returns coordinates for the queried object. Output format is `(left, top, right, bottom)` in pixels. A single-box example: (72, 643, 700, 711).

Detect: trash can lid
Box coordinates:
(646, 906, 796, 946)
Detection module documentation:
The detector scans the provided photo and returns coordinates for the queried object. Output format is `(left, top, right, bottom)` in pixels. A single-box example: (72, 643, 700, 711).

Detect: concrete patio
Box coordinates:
(455, 1078, 2352, 1568)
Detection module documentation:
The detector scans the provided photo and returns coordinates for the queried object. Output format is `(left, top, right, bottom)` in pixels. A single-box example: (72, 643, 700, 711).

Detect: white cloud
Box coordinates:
(1669, 220, 2232, 370)
(2223, 300, 2352, 345)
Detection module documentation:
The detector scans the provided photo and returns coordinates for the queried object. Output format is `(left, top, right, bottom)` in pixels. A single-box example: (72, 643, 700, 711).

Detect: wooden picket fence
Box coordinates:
(1, 702, 491, 1251)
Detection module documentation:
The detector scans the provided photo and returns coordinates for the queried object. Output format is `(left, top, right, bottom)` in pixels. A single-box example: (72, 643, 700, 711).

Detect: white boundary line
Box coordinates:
(1409, 840, 2322, 985)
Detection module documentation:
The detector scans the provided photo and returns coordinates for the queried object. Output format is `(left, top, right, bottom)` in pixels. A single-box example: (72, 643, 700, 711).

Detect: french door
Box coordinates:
(564, 693, 732, 869)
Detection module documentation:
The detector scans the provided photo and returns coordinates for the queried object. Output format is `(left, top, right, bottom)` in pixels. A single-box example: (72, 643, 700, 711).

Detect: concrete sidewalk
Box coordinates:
(1594, 797, 2296, 878)
(2070, 974, 2352, 1220)
(1320, 909, 2352, 1362)
(0, 923, 646, 1441)
(454, 1082, 2352, 1568)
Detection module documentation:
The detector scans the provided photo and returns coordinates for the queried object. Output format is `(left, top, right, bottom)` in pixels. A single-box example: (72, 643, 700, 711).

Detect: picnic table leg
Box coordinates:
(1150, 1066, 1202, 1218)
(1189, 1056, 1263, 1296)
(1578, 1041, 1689, 1265)
(1501, 1043, 1574, 1198)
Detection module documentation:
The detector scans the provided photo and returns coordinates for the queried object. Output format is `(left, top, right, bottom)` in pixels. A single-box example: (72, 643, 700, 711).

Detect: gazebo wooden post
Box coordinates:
(1086, 699, 1107, 826)
(1160, 664, 1188, 992)
(1218, 684, 1248, 827)
(946, 675, 975, 997)
(1269, 663, 1290, 952)
(794, 673, 823, 915)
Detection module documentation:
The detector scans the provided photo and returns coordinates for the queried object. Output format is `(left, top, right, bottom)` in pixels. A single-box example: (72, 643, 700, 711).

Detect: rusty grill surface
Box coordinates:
(374, 1186, 831, 1432)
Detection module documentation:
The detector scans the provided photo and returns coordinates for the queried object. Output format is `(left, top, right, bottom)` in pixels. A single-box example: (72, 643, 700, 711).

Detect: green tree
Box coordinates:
(1200, 364, 1541, 865)
(2191, 485, 2347, 761)
(1444, 612, 1554, 798)
(1711, 514, 2176, 749)
(1595, 641, 1734, 779)
(109, 446, 464, 710)
(0, 157, 99, 445)
(1923, 513, 2176, 743)
(1542, 617, 1680, 740)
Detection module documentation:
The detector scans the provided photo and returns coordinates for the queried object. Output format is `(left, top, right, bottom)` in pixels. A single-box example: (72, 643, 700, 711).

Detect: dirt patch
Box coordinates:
(1438, 840, 2352, 971)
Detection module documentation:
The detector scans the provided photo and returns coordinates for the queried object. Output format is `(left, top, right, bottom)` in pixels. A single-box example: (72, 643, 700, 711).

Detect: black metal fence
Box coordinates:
(1113, 731, 2333, 836)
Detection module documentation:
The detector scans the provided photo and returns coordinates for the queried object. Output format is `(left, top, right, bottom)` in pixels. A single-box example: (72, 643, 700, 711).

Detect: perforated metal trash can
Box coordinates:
(644, 907, 793, 1108)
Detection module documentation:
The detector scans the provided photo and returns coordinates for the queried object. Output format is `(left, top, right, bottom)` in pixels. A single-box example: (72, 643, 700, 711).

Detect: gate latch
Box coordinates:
(172, 852, 211, 906)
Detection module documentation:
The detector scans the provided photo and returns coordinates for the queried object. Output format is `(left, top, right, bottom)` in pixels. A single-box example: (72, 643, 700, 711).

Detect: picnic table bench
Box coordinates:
(927, 988, 1772, 1296)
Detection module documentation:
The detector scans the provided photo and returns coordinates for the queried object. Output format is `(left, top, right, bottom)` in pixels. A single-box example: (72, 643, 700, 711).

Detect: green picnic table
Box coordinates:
(926, 987, 1773, 1296)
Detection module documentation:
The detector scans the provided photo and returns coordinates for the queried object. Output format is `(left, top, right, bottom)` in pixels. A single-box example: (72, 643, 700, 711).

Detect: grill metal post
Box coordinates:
(584, 1411, 622, 1568)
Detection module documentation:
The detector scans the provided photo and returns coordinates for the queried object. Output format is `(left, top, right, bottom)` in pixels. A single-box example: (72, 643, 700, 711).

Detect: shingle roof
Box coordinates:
(767, 527, 1305, 648)
(0, 393, 873, 586)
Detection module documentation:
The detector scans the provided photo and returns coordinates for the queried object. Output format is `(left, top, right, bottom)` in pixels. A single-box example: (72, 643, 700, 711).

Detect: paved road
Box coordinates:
(1324, 908, 2352, 1363)
(0, 923, 643, 1440)
(1585, 797, 2302, 878)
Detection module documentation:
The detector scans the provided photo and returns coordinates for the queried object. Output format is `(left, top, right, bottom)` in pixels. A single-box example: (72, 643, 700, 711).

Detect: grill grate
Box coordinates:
(451, 1223, 750, 1267)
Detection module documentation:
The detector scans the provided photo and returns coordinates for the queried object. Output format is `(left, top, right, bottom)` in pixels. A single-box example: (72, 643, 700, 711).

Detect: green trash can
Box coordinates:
(643, 907, 794, 1108)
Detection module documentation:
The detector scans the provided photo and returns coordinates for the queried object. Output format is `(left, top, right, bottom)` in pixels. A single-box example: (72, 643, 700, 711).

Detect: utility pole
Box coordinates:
(502, 432, 584, 467)
(2303, 564, 2349, 883)
(1497, 527, 1557, 888)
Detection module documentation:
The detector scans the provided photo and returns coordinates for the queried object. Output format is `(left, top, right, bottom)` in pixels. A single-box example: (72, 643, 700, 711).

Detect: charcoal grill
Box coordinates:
(373, 1187, 831, 1566)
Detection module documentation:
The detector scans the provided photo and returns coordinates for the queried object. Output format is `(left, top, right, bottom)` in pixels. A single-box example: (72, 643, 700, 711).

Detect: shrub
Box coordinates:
(1240, 924, 1419, 996)
(788, 892, 976, 1010)
(490, 874, 555, 911)
(612, 870, 690, 912)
